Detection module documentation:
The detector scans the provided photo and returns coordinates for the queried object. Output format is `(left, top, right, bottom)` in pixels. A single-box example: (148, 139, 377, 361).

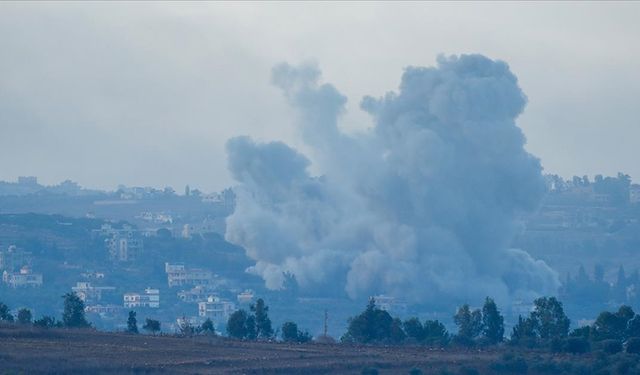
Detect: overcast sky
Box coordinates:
(1, 2, 638, 192)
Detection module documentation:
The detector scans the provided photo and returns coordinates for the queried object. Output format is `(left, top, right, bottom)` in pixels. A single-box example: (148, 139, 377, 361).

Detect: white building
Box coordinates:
(97, 224, 143, 262)
(198, 296, 236, 324)
(237, 289, 255, 305)
(371, 295, 407, 315)
(165, 263, 213, 287)
(2, 266, 43, 288)
(85, 304, 123, 315)
(177, 285, 218, 303)
(124, 288, 160, 308)
(71, 282, 115, 303)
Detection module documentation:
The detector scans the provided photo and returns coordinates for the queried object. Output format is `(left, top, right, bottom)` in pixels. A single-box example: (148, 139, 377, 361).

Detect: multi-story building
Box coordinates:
(165, 263, 212, 287)
(177, 285, 218, 303)
(97, 224, 144, 262)
(123, 288, 160, 308)
(2, 266, 43, 288)
(71, 282, 116, 304)
(198, 296, 236, 324)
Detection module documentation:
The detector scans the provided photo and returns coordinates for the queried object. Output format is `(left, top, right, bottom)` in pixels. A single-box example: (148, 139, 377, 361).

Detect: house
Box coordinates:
(123, 288, 160, 308)
(165, 263, 212, 287)
(237, 289, 255, 305)
(2, 266, 43, 288)
(85, 304, 123, 315)
(198, 296, 236, 324)
(71, 282, 115, 304)
(177, 285, 217, 303)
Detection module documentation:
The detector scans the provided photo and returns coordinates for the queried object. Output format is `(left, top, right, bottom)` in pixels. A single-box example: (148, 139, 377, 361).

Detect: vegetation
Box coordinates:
(126, 310, 138, 334)
(250, 298, 273, 339)
(0, 302, 14, 322)
(33, 315, 60, 328)
(3, 292, 640, 375)
(200, 318, 216, 335)
(281, 321, 312, 343)
(17, 308, 32, 324)
(226, 298, 275, 340)
(62, 292, 90, 328)
(142, 318, 161, 335)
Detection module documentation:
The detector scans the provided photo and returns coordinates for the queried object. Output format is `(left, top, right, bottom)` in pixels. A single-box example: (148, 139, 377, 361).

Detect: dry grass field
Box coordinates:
(0, 323, 604, 374)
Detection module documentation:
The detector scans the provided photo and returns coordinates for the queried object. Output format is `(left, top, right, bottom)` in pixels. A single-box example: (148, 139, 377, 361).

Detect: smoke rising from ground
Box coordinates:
(225, 54, 559, 305)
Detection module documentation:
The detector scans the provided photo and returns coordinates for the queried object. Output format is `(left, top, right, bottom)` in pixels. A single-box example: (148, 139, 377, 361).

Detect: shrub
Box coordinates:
(564, 337, 591, 354)
(625, 337, 640, 354)
(200, 318, 215, 335)
(142, 318, 161, 335)
(361, 367, 378, 375)
(408, 368, 423, 375)
(599, 339, 623, 354)
(33, 315, 58, 328)
(17, 308, 32, 324)
(282, 321, 300, 342)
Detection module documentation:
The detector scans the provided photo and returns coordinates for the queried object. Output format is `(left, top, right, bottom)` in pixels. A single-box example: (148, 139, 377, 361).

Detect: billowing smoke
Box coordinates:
(225, 54, 559, 305)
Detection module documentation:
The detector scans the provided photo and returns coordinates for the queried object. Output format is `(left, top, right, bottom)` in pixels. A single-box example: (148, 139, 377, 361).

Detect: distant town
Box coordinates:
(1, 173, 639, 336)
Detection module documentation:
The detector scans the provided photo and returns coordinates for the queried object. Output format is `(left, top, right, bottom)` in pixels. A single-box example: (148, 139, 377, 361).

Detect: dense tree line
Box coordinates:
(5, 292, 640, 358)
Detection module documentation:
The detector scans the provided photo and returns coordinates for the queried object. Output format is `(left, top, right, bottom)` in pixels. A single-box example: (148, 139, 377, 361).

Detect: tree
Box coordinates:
(17, 308, 32, 325)
(246, 314, 257, 339)
(127, 311, 138, 334)
(251, 298, 273, 339)
(0, 302, 14, 322)
(423, 320, 449, 346)
(530, 297, 569, 339)
(201, 318, 215, 335)
(482, 297, 504, 343)
(33, 315, 58, 328)
(390, 318, 407, 344)
(592, 305, 635, 341)
(343, 298, 395, 344)
(510, 315, 536, 342)
(454, 304, 483, 343)
(403, 318, 424, 342)
(142, 318, 161, 335)
(62, 292, 90, 328)
(227, 309, 249, 339)
(282, 321, 300, 342)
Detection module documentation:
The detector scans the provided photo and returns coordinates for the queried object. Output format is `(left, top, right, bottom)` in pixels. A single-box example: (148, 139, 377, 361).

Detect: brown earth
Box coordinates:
(0, 324, 574, 374)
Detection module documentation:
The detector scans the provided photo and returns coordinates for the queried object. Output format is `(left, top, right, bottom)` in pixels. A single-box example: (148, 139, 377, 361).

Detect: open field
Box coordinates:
(0, 324, 601, 374)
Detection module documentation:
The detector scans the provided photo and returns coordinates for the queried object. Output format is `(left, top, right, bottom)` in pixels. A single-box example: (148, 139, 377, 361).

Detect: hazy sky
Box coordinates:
(1, 2, 638, 192)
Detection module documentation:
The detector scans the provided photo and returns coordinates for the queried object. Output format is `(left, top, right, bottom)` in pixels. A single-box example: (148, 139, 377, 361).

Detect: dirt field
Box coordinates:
(0, 324, 502, 374)
(3, 324, 586, 374)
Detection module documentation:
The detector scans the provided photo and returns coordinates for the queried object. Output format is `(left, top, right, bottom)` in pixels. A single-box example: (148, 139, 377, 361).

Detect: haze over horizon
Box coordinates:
(1, 2, 639, 191)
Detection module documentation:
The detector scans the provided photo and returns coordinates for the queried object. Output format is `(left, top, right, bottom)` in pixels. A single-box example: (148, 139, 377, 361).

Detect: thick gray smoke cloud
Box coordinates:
(225, 54, 559, 305)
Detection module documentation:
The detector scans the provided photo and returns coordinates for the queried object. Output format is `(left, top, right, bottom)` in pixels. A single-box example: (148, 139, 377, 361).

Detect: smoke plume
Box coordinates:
(225, 54, 559, 305)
